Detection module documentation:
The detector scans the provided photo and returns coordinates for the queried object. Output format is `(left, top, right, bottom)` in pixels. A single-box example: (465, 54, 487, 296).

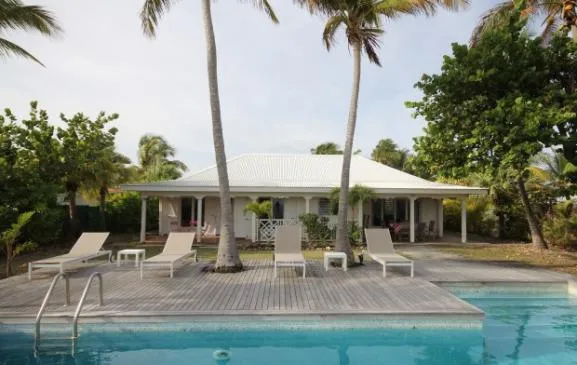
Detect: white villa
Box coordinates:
(121, 154, 486, 244)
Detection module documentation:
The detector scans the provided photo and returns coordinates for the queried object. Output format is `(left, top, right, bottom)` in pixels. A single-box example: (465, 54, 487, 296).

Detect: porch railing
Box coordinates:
(257, 218, 300, 242)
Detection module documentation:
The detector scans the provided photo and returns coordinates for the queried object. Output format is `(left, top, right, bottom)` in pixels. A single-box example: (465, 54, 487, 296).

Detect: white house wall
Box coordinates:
(233, 197, 252, 239)
(204, 197, 220, 234)
(419, 198, 438, 225)
(283, 198, 305, 219)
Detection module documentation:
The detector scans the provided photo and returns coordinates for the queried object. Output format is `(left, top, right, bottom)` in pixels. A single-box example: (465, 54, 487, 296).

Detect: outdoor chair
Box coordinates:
(365, 228, 414, 278)
(426, 220, 436, 240)
(28, 232, 111, 279)
(140, 232, 197, 279)
(274, 225, 306, 278)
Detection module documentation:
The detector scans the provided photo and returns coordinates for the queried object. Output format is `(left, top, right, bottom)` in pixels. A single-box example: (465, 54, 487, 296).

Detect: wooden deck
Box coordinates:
(0, 251, 571, 326)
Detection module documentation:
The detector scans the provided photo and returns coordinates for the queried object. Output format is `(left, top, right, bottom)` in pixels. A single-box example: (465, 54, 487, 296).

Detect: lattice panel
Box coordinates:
(257, 218, 299, 242)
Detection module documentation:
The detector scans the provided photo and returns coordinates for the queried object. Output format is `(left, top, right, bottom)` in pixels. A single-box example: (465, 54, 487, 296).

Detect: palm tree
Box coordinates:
(297, 0, 468, 264)
(471, 0, 577, 46)
(371, 138, 411, 170)
(0, 0, 61, 66)
(137, 135, 187, 182)
(84, 147, 132, 230)
(139, 0, 278, 272)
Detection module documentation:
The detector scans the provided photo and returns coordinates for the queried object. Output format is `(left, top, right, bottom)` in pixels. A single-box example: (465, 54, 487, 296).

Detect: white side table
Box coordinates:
(117, 249, 146, 267)
(324, 252, 347, 272)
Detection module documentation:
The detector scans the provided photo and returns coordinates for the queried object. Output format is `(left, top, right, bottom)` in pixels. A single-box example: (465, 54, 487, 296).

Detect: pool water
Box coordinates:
(0, 287, 576, 365)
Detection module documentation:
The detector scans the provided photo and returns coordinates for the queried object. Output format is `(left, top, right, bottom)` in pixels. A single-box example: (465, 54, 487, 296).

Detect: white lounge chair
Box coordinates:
(201, 224, 217, 240)
(28, 232, 111, 279)
(364, 228, 414, 278)
(274, 225, 306, 278)
(140, 232, 197, 279)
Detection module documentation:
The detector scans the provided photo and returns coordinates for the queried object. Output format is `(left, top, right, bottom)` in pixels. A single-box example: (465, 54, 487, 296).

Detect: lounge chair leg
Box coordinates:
(170, 264, 174, 278)
(411, 263, 414, 278)
(303, 263, 306, 278)
(28, 263, 32, 280)
(383, 264, 387, 278)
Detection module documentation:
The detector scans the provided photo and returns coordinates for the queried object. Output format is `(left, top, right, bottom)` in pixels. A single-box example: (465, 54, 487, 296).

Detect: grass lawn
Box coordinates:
(437, 243, 577, 276)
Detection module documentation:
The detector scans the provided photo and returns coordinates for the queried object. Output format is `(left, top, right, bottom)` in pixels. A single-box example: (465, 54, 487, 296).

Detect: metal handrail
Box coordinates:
(35, 273, 70, 340)
(72, 272, 103, 338)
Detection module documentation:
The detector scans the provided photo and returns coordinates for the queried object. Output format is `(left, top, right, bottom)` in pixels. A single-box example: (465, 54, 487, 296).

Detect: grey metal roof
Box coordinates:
(121, 153, 486, 196)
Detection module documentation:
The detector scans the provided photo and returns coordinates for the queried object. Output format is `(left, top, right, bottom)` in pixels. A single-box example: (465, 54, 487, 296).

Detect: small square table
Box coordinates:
(117, 249, 146, 267)
(323, 251, 347, 272)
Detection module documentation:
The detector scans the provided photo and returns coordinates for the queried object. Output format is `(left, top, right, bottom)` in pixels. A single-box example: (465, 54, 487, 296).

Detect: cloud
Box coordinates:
(1, 0, 503, 173)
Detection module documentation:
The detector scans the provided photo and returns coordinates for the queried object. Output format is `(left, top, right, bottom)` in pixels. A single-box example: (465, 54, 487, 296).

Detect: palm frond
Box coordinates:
(541, 15, 562, 44)
(240, 0, 279, 23)
(322, 14, 346, 49)
(139, 0, 175, 38)
(0, 0, 61, 35)
(374, 0, 468, 17)
(360, 27, 383, 65)
(292, 0, 340, 15)
(470, 1, 515, 46)
(0, 37, 43, 65)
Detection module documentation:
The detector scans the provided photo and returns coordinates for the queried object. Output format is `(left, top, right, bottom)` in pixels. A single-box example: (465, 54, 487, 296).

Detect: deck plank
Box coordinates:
(0, 254, 570, 321)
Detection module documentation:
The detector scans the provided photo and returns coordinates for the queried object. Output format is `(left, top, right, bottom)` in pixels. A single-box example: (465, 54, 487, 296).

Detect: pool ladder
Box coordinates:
(35, 272, 104, 343)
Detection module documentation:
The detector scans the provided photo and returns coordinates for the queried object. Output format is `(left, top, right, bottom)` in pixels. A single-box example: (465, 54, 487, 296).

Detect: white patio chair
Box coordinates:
(364, 228, 414, 278)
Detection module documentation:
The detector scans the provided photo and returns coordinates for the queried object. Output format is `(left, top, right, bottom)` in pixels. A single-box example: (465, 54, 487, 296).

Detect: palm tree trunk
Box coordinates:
(336, 41, 362, 264)
(572, 25, 577, 41)
(99, 186, 107, 231)
(6, 245, 13, 277)
(517, 177, 548, 249)
(202, 0, 242, 271)
(67, 184, 79, 237)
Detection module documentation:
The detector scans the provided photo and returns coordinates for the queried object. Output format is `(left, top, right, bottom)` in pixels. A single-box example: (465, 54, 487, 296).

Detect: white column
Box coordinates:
(409, 197, 416, 243)
(140, 197, 147, 243)
(357, 200, 363, 227)
(250, 196, 258, 243)
(461, 197, 467, 243)
(304, 196, 311, 214)
(196, 196, 204, 243)
(405, 199, 409, 221)
(437, 198, 444, 239)
(190, 197, 195, 228)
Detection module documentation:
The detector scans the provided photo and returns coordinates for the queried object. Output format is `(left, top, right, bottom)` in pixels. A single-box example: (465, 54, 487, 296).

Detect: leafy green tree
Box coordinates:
(407, 14, 577, 249)
(0, 0, 61, 65)
(0, 102, 61, 231)
(311, 142, 343, 155)
(140, 0, 277, 272)
(545, 35, 577, 168)
(310, 142, 361, 155)
(371, 138, 410, 170)
(297, 0, 467, 263)
(1, 211, 35, 277)
(57, 111, 119, 236)
(137, 135, 187, 181)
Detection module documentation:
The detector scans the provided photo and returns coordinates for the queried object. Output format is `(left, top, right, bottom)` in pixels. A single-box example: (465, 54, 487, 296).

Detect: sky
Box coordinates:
(2, 0, 504, 173)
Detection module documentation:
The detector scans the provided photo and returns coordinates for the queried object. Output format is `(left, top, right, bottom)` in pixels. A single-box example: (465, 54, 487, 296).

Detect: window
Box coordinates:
(318, 198, 333, 216)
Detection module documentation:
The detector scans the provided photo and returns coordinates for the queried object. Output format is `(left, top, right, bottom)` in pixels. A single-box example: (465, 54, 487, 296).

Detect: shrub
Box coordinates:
(443, 197, 529, 240)
(298, 213, 333, 244)
(106, 192, 159, 233)
(543, 201, 577, 249)
(21, 207, 66, 246)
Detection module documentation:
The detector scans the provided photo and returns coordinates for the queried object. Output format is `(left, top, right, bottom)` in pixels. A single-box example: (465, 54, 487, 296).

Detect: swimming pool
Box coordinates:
(0, 285, 575, 365)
